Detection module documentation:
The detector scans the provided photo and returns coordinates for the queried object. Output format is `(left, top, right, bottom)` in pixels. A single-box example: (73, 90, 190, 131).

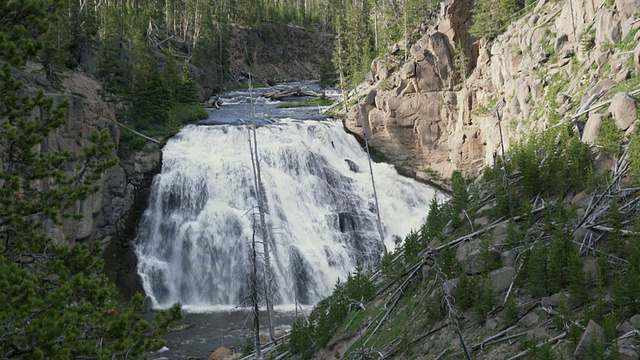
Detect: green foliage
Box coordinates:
(511, 123, 593, 198)
(584, 337, 609, 360)
(319, 61, 338, 90)
(504, 295, 519, 321)
(379, 251, 402, 280)
(596, 115, 624, 155)
(479, 236, 500, 272)
(524, 242, 549, 297)
(439, 245, 462, 278)
(289, 318, 315, 358)
(290, 265, 374, 358)
(346, 264, 375, 303)
(474, 278, 496, 325)
(456, 275, 481, 310)
(402, 231, 423, 267)
(506, 220, 524, 248)
(451, 171, 469, 215)
(627, 125, 640, 184)
(607, 198, 624, 258)
(98, 35, 132, 100)
(449, 170, 470, 228)
(454, 40, 469, 80)
(0, 4, 182, 357)
(469, 0, 523, 40)
(520, 336, 558, 360)
(117, 126, 149, 157)
(547, 227, 575, 294)
(608, 220, 640, 318)
(276, 98, 334, 108)
(567, 247, 588, 306)
(0, 0, 53, 66)
(422, 196, 446, 242)
(175, 64, 200, 105)
(169, 104, 209, 125)
(580, 30, 596, 52)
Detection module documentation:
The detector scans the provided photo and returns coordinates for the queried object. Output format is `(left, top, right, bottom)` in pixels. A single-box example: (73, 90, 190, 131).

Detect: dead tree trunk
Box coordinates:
(251, 225, 263, 360)
(248, 76, 276, 342)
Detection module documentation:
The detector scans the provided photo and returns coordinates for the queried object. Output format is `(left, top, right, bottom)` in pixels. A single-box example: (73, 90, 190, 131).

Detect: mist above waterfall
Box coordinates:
(135, 91, 443, 312)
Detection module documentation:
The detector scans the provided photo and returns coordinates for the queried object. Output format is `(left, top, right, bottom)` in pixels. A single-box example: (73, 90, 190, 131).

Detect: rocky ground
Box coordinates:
(303, 0, 640, 358)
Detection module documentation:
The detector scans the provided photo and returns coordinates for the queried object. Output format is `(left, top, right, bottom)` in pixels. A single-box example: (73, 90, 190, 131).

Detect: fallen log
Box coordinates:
(204, 95, 223, 109)
(262, 85, 321, 100)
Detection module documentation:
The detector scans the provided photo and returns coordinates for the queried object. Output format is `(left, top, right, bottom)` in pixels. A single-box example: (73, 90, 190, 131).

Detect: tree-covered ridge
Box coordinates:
(283, 0, 640, 355)
(0, 1, 182, 358)
(286, 115, 640, 358)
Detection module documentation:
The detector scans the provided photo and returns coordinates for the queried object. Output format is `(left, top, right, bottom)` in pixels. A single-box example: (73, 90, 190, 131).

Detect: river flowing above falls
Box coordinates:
(135, 86, 445, 312)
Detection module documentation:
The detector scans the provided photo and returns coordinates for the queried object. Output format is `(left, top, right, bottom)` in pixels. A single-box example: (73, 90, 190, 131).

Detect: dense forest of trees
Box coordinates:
(0, 0, 549, 356)
(34, 0, 527, 142)
(39, 0, 449, 103)
(0, 1, 183, 358)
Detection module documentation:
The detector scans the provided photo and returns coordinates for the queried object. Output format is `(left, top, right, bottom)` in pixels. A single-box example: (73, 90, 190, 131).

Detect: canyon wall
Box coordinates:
(344, 0, 639, 189)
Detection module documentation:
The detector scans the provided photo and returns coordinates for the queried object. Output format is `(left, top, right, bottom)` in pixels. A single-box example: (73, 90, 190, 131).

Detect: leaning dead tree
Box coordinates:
(249, 222, 264, 360)
(358, 104, 386, 254)
(248, 75, 276, 343)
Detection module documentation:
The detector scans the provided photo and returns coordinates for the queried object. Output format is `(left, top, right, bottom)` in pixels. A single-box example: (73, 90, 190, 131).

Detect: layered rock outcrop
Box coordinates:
(344, 0, 639, 188)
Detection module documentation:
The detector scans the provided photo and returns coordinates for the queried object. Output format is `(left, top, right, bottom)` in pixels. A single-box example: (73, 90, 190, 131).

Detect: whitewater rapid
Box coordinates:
(135, 89, 444, 311)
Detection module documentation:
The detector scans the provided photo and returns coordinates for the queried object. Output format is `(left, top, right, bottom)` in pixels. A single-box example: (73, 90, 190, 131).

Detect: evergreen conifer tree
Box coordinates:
(525, 243, 548, 297)
(0, 2, 182, 357)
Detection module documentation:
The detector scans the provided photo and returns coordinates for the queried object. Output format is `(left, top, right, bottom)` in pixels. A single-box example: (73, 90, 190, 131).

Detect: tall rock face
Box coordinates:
(18, 65, 161, 296)
(344, 0, 639, 188)
(24, 66, 123, 246)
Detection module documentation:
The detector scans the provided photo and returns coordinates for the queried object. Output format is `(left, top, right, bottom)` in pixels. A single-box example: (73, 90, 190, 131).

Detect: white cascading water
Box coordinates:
(135, 88, 444, 312)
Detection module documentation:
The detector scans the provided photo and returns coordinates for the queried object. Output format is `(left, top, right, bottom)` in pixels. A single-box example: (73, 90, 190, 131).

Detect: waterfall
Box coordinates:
(135, 115, 443, 311)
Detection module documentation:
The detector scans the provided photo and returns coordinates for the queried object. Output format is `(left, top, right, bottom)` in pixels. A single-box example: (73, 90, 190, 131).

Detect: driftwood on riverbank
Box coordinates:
(262, 85, 321, 100)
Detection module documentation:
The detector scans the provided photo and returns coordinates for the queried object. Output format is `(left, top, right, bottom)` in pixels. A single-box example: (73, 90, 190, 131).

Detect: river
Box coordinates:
(136, 82, 445, 359)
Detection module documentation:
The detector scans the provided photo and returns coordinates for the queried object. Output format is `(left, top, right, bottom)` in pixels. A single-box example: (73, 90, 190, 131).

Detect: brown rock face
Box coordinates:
(342, 0, 639, 184)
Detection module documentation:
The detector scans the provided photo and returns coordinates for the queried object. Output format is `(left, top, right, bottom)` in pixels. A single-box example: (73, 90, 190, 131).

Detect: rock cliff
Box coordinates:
(15, 64, 164, 296)
(344, 0, 639, 189)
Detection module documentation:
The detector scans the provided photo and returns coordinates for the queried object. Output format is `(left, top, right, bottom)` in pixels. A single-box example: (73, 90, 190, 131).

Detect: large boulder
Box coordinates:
(608, 92, 637, 131)
(489, 266, 516, 292)
(581, 113, 603, 143)
(574, 320, 605, 360)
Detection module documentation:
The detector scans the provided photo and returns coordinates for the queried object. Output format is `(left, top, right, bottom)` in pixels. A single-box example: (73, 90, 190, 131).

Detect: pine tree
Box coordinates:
(479, 236, 500, 272)
(0, 2, 182, 357)
(628, 125, 640, 184)
(525, 243, 548, 297)
(547, 227, 574, 294)
(422, 195, 444, 241)
(176, 63, 199, 105)
(439, 245, 462, 278)
(567, 248, 588, 306)
(403, 230, 422, 267)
